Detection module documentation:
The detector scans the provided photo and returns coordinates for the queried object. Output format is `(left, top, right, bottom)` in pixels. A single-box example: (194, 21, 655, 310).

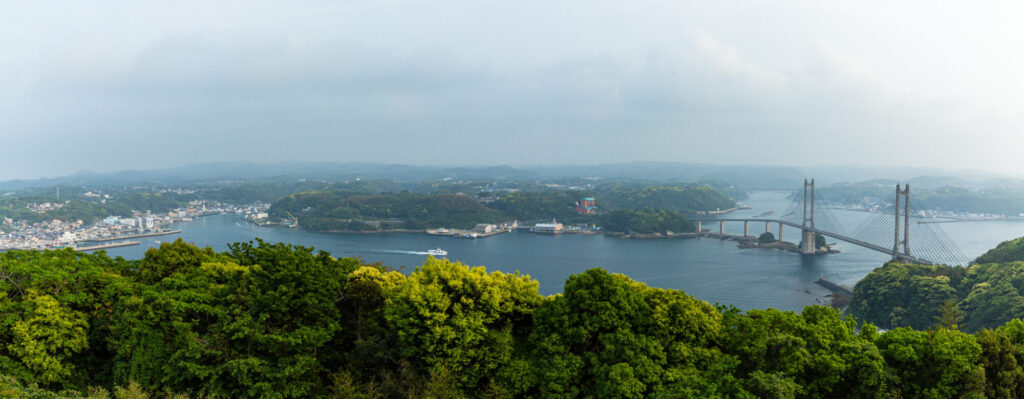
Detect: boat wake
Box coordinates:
(347, 249, 432, 256)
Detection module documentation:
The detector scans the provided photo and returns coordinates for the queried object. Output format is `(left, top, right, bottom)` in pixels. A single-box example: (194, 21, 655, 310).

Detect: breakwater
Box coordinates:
(76, 241, 140, 252)
(79, 230, 182, 243)
(815, 278, 854, 296)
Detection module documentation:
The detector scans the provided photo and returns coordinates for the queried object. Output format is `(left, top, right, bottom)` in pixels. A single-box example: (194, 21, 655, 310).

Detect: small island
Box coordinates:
(267, 182, 735, 237)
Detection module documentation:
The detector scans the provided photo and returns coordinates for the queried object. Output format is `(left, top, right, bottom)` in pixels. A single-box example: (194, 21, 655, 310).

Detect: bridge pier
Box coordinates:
(778, 223, 783, 241)
(744, 221, 749, 237)
(765, 221, 770, 234)
(801, 229, 816, 254)
(697, 220, 702, 232)
(719, 221, 724, 235)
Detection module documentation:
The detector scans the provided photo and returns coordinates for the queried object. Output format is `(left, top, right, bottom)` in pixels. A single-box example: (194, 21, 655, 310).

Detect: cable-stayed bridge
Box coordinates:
(692, 179, 969, 266)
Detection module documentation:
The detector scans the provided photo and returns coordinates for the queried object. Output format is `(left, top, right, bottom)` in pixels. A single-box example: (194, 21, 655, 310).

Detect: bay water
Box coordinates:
(101, 191, 1024, 311)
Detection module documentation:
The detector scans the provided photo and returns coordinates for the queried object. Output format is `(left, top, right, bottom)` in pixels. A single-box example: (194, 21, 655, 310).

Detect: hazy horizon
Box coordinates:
(4, 1, 1024, 180)
(0, 159, 1013, 187)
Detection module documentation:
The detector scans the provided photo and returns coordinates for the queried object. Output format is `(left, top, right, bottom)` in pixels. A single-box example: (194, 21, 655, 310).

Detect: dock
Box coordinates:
(426, 228, 507, 238)
(815, 278, 854, 297)
(75, 241, 140, 252)
(78, 230, 182, 243)
(696, 205, 752, 215)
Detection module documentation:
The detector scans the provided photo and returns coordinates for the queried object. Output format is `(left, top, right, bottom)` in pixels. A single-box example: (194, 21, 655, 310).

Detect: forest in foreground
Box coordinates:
(1, 239, 1023, 398)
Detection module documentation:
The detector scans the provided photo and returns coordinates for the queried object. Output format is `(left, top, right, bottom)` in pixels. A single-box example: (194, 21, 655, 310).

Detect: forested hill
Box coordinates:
(1, 239, 1021, 398)
(270, 191, 502, 231)
(597, 183, 736, 213)
(270, 183, 735, 231)
(851, 235, 1024, 333)
(812, 179, 1024, 215)
(975, 236, 1024, 263)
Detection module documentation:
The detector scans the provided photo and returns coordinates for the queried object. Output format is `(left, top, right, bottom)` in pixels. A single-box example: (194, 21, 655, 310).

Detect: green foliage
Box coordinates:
(270, 183, 734, 232)
(720, 306, 887, 398)
(385, 257, 542, 392)
(876, 327, 985, 398)
(528, 268, 730, 398)
(111, 193, 187, 214)
(0, 199, 131, 225)
(271, 191, 502, 231)
(599, 208, 695, 234)
(758, 232, 776, 244)
(487, 191, 590, 222)
(976, 328, 1024, 398)
(11, 238, 1024, 397)
(8, 292, 89, 385)
(850, 262, 960, 330)
(596, 184, 735, 214)
(814, 181, 1024, 215)
(852, 241, 1024, 332)
(976, 236, 1024, 264)
(934, 299, 962, 330)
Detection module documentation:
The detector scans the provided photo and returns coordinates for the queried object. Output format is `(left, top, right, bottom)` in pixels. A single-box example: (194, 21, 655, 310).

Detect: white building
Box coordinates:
(532, 219, 563, 234)
(473, 224, 497, 234)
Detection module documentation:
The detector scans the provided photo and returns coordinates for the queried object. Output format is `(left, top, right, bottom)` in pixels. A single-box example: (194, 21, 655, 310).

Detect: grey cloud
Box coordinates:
(1, 1, 1022, 179)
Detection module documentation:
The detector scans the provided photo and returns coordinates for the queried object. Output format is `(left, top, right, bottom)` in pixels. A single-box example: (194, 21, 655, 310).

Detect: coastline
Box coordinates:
(608, 232, 699, 239)
(315, 229, 427, 234)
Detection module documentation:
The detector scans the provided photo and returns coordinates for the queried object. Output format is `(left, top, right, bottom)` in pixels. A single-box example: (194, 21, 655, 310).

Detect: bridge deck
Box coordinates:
(692, 218, 932, 264)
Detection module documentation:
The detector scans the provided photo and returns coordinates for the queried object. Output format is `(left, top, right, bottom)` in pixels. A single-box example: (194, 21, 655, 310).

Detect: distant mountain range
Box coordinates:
(0, 161, 1010, 192)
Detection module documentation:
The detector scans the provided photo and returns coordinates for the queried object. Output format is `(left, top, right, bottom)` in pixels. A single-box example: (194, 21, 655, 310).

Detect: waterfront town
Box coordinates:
(0, 200, 270, 251)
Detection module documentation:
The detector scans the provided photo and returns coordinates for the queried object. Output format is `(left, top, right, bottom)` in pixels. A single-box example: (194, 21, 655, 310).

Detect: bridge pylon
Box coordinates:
(800, 178, 816, 254)
(893, 184, 911, 261)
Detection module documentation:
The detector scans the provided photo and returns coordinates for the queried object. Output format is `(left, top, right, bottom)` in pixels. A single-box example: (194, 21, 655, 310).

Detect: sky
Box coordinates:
(2, 1, 1023, 180)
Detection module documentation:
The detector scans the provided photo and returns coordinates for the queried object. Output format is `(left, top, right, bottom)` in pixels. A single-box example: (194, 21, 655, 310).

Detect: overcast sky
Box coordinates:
(1, 1, 1023, 180)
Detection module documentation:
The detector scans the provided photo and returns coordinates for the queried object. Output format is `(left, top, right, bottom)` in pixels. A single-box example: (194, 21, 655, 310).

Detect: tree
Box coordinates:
(528, 268, 730, 398)
(935, 299, 963, 330)
(7, 292, 89, 385)
(114, 239, 354, 398)
(876, 328, 985, 398)
(720, 306, 887, 398)
(850, 262, 960, 330)
(385, 257, 542, 394)
(976, 328, 1024, 398)
(757, 232, 776, 245)
(975, 236, 1024, 264)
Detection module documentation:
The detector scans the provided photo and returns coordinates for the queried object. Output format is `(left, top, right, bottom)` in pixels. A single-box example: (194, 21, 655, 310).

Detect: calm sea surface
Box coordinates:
(100, 191, 1024, 311)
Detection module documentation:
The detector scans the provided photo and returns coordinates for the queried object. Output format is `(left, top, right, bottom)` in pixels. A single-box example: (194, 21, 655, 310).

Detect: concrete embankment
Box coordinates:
(426, 229, 508, 238)
(815, 278, 854, 297)
(75, 241, 140, 252)
(613, 232, 699, 239)
(79, 230, 181, 242)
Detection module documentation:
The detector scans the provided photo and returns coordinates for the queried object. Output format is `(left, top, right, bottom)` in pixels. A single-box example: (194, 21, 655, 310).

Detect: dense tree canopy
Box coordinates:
(976, 236, 1024, 264)
(6, 238, 1024, 397)
(852, 236, 1024, 333)
(269, 183, 734, 232)
(599, 208, 695, 235)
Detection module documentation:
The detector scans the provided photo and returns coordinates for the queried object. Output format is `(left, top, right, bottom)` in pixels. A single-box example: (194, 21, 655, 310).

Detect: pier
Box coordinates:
(75, 241, 140, 252)
(815, 278, 854, 296)
(78, 230, 182, 243)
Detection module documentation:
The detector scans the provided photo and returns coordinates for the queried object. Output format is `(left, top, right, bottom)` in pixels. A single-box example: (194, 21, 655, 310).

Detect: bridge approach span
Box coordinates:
(691, 217, 934, 264)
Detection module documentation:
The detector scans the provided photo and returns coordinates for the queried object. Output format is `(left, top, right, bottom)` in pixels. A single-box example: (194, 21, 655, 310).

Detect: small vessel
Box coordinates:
(427, 248, 448, 256)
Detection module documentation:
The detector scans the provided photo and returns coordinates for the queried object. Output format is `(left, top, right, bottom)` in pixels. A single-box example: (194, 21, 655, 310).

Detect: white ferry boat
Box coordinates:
(427, 248, 448, 256)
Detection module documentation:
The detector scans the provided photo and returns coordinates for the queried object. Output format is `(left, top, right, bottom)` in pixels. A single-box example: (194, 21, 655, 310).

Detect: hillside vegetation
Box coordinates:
(975, 236, 1024, 264)
(271, 183, 734, 232)
(599, 208, 695, 234)
(851, 235, 1024, 332)
(1, 239, 1024, 397)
